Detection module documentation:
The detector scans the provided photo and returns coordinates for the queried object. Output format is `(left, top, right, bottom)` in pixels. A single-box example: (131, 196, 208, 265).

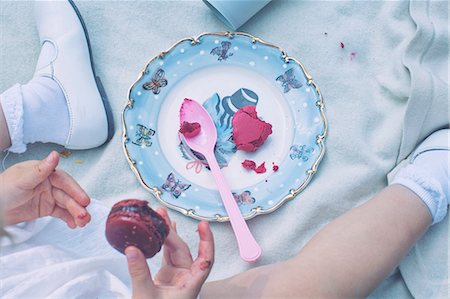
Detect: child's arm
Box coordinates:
(0, 151, 91, 228)
(202, 185, 431, 298)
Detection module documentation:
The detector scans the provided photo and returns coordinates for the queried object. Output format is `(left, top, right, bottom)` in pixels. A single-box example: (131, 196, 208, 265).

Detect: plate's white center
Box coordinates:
(158, 65, 293, 190)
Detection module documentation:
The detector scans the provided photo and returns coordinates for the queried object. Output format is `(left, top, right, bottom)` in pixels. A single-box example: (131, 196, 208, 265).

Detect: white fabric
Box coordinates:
(391, 147, 449, 225)
(0, 200, 161, 298)
(388, 131, 450, 297)
(0, 217, 50, 247)
(395, 0, 449, 163)
(0, 75, 69, 154)
(0, 84, 25, 153)
(0, 1, 448, 298)
(391, 163, 447, 225)
(0, 38, 71, 154)
(22, 76, 69, 146)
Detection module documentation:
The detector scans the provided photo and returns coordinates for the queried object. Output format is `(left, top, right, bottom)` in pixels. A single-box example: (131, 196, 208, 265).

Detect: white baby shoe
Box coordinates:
(33, 0, 114, 150)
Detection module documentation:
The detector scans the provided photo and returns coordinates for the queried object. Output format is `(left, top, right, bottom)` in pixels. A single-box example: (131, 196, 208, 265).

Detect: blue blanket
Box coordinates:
(1, 1, 448, 297)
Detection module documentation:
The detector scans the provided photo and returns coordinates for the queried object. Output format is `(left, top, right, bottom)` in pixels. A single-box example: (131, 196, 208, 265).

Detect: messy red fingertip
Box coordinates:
(199, 260, 212, 271)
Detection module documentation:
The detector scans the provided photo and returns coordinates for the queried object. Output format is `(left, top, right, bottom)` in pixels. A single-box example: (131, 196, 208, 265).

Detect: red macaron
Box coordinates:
(105, 199, 169, 258)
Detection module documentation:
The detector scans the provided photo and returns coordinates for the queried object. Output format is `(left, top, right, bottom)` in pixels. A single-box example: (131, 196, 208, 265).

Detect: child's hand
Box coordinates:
(126, 208, 214, 299)
(0, 151, 91, 228)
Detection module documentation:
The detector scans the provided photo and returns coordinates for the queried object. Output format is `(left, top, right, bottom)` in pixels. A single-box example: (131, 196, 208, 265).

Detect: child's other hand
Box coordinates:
(0, 151, 91, 228)
(126, 208, 214, 299)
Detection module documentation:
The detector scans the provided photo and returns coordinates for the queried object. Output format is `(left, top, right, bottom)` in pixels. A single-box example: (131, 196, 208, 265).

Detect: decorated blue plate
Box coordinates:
(123, 32, 327, 222)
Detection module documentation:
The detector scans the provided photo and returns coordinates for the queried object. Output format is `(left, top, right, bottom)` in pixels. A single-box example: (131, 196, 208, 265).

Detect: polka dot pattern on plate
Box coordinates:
(124, 33, 326, 222)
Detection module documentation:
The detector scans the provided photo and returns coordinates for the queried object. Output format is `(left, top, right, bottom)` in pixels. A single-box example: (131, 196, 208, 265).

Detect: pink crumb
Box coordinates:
(179, 121, 201, 138)
(241, 160, 267, 174)
(272, 164, 279, 172)
(340, 42, 345, 49)
(242, 160, 257, 170)
(350, 52, 357, 61)
(254, 162, 266, 174)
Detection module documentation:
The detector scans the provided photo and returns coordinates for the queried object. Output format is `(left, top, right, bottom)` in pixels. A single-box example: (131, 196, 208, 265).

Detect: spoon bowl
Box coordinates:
(179, 98, 217, 152)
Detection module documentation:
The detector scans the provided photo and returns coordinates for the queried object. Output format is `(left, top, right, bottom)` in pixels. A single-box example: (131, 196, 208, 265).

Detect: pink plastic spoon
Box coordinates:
(180, 98, 262, 262)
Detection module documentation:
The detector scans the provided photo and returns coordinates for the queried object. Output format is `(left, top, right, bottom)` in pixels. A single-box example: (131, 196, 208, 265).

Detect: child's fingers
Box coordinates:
(51, 206, 76, 229)
(157, 207, 175, 267)
(161, 221, 181, 267)
(197, 221, 214, 260)
(156, 207, 170, 225)
(38, 151, 59, 177)
(21, 151, 59, 188)
(49, 170, 90, 207)
(191, 221, 215, 284)
(156, 207, 171, 267)
(125, 246, 156, 297)
(78, 210, 91, 227)
(52, 188, 90, 227)
(157, 207, 193, 269)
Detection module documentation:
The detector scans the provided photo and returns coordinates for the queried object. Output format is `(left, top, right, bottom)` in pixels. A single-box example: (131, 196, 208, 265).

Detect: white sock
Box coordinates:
(391, 150, 450, 224)
(0, 77, 69, 153)
(0, 84, 26, 153)
(0, 39, 70, 153)
(21, 76, 69, 146)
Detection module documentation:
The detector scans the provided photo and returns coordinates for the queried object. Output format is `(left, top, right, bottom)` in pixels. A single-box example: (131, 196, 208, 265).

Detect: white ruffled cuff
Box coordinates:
(391, 164, 447, 225)
(0, 84, 26, 153)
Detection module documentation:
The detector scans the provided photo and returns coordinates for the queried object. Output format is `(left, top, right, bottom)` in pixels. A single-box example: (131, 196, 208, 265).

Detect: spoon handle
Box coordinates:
(205, 152, 262, 262)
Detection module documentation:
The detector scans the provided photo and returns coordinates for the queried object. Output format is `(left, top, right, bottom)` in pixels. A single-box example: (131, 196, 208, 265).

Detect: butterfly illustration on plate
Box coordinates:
(132, 124, 155, 147)
(143, 68, 168, 95)
(233, 190, 256, 206)
(289, 144, 314, 161)
(276, 68, 303, 93)
(210, 41, 234, 61)
(161, 172, 191, 198)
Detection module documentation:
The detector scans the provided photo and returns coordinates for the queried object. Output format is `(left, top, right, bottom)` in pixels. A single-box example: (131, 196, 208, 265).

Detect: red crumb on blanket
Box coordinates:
(340, 42, 345, 49)
(350, 52, 357, 61)
(272, 164, 279, 172)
